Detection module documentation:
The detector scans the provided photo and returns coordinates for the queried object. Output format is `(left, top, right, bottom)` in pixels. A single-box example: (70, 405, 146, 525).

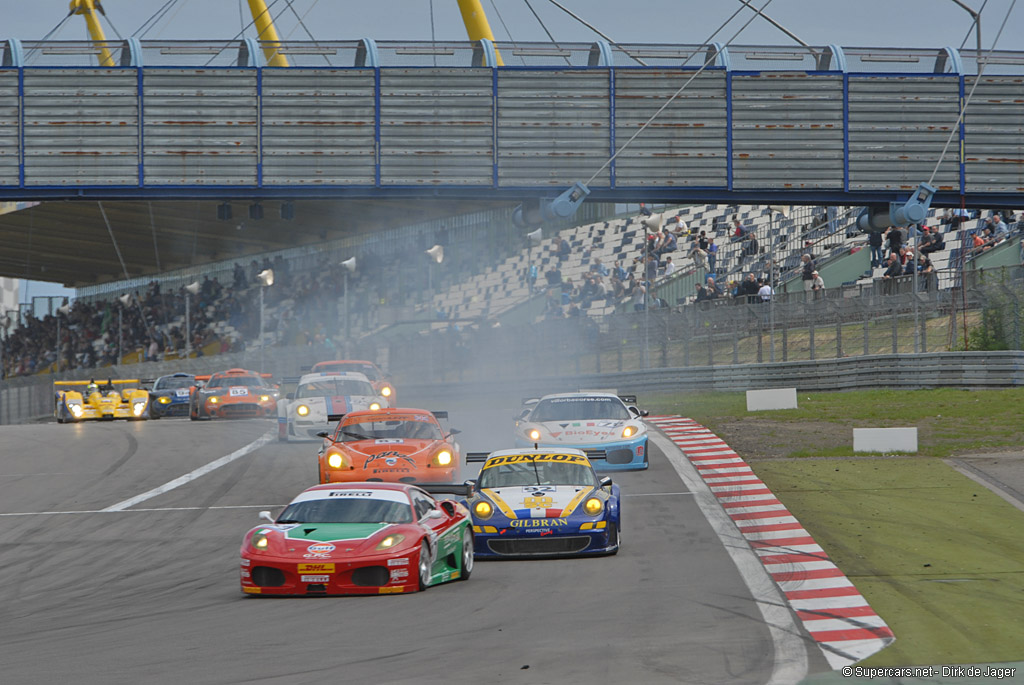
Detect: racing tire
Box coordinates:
(607, 522, 620, 556)
(458, 526, 474, 580)
(417, 540, 431, 592)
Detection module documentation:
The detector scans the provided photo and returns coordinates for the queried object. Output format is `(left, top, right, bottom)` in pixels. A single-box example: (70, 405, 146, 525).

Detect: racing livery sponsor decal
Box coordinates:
(241, 570, 251, 578)
(390, 568, 409, 580)
(524, 495, 554, 508)
(379, 586, 404, 594)
(363, 451, 416, 469)
(509, 518, 568, 528)
(306, 543, 336, 554)
(301, 575, 330, 583)
(484, 453, 587, 468)
(328, 491, 374, 498)
(243, 587, 261, 594)
(298, 563, 335, 573)
(374, 439, 405, 444)
(387, 558, 409, 567)
(240, 558, 250, 567)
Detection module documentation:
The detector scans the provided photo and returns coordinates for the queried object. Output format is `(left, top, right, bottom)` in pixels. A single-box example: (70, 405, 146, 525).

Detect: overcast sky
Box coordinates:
(4, 1, 1020, 51)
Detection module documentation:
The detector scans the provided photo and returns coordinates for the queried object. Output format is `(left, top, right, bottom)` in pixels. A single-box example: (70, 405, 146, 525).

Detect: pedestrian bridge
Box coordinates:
(1, 38, 1023, 205)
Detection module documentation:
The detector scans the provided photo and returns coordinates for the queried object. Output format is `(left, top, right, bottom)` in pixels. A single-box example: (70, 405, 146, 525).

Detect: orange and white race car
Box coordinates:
(310, 360, 395, 404)
(189, 368, 280, 420)
(317, 408, 461, 485)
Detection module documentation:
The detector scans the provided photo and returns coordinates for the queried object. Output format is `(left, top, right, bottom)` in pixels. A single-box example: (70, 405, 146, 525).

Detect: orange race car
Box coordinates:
(316, 408, 461, 485)
(310, 360, 395, 404)
(190, 368, 280, 420)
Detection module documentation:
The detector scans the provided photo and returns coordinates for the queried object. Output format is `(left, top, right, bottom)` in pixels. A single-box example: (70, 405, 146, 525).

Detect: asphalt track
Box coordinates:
(0, 400, 829, 685)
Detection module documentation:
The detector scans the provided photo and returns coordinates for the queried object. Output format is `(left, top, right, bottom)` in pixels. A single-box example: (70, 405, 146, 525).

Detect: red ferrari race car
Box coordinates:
(239, 482, 473, 596)
(316, 408, 461, 485)
(190, 368, 279, 420)
(310, 360, 395, 404)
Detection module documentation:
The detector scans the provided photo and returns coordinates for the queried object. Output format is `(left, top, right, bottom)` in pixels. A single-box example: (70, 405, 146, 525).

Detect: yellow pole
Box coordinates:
(246, 0, 290, 67)
(455, 0, 504, 66)
(69, 0, 115, 67)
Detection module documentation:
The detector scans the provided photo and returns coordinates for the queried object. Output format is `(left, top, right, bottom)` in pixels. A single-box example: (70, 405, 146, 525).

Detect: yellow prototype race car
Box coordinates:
(54, 379, 151, 423)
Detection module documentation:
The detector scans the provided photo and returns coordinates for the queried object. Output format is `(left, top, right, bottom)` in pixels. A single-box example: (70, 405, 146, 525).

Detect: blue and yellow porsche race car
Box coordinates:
(465, 448, 620, 558)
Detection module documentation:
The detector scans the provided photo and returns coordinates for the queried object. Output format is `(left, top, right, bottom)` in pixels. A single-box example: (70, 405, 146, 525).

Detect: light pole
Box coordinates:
(526, 228, 543, 295)
(341, 257, 357, 357)
(256, 269, 274, 374)
(184, 281, 200, 358)
(55, 303, 70, 373)
(118, 293, 131, 366)
(767, 205, 789, 363)
(426, 244, 444, 311)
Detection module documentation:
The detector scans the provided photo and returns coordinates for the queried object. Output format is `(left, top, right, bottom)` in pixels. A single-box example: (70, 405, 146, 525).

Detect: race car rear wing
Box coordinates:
(619, 394, 638, 405)
(417, 483, 473, 498)
(53, 379, 140, 387)
(431, 411, 448, 420)
(327, 414, 346, 423)
(466, 452, 490, 463)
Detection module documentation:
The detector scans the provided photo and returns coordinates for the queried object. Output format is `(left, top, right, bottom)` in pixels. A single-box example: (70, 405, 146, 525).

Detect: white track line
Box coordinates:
(0, 504, 284, 517)
(649, 431, 808, 684)
(101, 432, 275, 512)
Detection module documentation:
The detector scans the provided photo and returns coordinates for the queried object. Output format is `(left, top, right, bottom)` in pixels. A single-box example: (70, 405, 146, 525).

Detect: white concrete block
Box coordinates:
(746, 388, 798, 411)
(853, 427, 918, 453)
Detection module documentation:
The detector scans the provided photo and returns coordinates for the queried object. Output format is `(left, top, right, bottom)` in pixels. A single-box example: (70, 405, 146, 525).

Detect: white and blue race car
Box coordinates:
(277, 371, 389, 442)
(514, 392, 649, 470)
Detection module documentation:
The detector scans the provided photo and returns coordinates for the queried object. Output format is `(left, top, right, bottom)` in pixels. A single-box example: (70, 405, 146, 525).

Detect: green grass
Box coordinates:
(755, 458, 1024, 666)
(643, 387, 1024, 668)
(645, 387, 1024, 458)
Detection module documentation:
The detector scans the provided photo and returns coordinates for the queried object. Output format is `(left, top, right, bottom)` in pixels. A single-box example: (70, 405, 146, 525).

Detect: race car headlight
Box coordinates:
(381, 386, 392, 398)
(69, 404, 84, 417)
(158, 397, 172, 405)
(132, 402, 147, 416)
(584, 497, 604, 516)
(260, 395, 271, 402)
(473, 501, 493, 519)
(209, 397, 219, 404)
(296, 404, 310, 417)
(528, 429, 541, 441)
(327, 452, 345, 469)
(376, 534, 405, 550)
(369, 402, 381, 411)
(433, 450, 453, 466)
(251, 532, 270, 550)
(622, 426, 636, 438)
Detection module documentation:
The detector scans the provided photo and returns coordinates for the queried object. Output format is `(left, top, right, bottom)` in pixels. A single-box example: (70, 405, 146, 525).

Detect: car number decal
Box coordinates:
(229, 387, 248, 396)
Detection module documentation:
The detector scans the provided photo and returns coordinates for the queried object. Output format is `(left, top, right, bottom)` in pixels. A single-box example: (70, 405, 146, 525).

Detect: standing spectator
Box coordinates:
(758, 280, 773, 302)
(731, 217, 746, 242)
(688, 240, 708, 271)
(885, 226, 903, 258)
(868, 230, 884, 268)
(917, 253, 935, 290)
(705, 276, 722, 299)
(800, 254, 815, 292)
(707, 237, 719, 274)
(739, 273, 760, 303)
(811, 270, 825, 298)
(694, 283, 710, 303)
(992, 213, 1010, 241)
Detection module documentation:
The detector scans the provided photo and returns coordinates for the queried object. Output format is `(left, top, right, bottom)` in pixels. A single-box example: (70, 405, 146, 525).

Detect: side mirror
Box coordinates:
(599, 476, 613, 489)
(286, 393, 295, 400)
(640, 409, 649, 417)
(448, 428, 462, 436)
(463, 479, 477, 495)
(315, 431, 329, 439)
(259, 510, 274, 523)
(427, 509, 444, 519)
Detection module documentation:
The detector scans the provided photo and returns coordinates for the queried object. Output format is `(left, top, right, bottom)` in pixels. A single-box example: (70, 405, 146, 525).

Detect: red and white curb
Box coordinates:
(648, 416, 894, 669)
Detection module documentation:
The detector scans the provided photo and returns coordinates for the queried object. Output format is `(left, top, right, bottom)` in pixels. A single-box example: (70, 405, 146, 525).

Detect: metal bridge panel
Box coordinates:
(143, 69, 258, 185)
(848, 76, 960, 191)
(731, 73, 844, 189)
(613, 70, 727, 187)
(22, 70, 138, 186)
(0, 72, 19, 186)
(497, 70, 610, 187)
(964, 76, 1024, 192)
(380, 68, 493, 186)
(262, 69, 375, 185)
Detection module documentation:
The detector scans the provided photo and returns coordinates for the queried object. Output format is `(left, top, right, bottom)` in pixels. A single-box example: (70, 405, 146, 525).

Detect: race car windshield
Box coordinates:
(478, 461, 596, 488)
(297, 379, 374, 398)
(205, 376, 265, 389)
(277, 498, 414, 524)
(154, 376, 193, 390)
(317, 363, 381, 381)
(338, 419, 442, 442)
(530, 397, 631, 422)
